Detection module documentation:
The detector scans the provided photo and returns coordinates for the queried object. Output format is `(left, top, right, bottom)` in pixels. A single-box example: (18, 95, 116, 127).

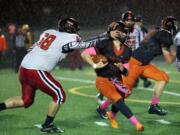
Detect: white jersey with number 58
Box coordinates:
(21, 29, 80, 72)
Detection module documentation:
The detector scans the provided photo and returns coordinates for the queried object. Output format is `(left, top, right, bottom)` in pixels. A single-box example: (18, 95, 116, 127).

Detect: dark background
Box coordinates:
(0, 0, 180, 29)
(0, 0, 179, 69)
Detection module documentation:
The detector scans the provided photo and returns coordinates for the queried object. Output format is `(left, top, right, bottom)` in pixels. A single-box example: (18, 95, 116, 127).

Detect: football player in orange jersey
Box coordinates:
(92, 16, 177, 122)
(122, 16, 177, 115)
(81, 21, 144, 131)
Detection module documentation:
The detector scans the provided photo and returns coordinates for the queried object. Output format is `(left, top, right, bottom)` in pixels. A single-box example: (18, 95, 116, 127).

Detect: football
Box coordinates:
(91, 54, 108, 64)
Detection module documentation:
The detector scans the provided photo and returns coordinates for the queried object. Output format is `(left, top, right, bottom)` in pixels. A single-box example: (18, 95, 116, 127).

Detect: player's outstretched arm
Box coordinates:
(62, 40, 97, 53)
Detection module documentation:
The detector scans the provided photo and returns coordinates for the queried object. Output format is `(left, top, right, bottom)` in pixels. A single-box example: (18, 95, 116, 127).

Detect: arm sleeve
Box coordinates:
(135, 27, 141, 49)
(174, 32, 180, 46)
(62, 40, 96, 53)
(175, 33, 180, 60)
(82, 47, 97, 55)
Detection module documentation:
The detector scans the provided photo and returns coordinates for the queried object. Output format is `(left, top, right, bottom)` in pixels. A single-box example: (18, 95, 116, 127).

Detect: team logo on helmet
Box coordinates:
(58, 18, 80, 33)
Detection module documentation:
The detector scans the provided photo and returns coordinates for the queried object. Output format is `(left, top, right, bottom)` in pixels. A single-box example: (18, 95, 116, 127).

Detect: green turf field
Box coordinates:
(0, 63, 180, 135)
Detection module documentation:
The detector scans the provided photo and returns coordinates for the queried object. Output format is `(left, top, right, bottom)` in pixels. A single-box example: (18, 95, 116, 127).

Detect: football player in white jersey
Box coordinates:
(0, 18, 96, 133)
(122, 11, 152, 88)
(174, 31, 180, 71)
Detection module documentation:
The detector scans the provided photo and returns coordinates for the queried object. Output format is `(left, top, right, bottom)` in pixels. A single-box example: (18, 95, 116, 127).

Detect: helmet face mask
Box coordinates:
(122, 11, 135, 31)
(107, 21, 127, 42)
(161, 16, 178, 35)
(58, 18, 80, 33)
(121, 11, 135, 22)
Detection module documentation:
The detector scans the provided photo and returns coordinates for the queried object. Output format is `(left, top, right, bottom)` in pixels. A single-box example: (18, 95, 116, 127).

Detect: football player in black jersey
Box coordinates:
(123, 16, 178, 116)
(81, 21, 144, 131)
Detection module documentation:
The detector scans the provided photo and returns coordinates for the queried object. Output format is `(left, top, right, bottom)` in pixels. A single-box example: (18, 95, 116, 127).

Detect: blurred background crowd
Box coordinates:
(0, 0, 179, 71)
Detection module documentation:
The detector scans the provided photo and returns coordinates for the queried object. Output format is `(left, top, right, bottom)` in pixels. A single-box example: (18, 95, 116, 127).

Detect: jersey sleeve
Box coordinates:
(82, 47, 97, 55)
(94, 39, 107, 53)
(174, 32, 180, 46)
(155, 30, 173, 48)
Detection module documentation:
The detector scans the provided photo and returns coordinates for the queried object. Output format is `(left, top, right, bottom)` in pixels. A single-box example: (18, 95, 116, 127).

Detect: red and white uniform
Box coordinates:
(125, 25, 142, 50)
(21, 29, 80, 72)
(20, 29, 80, 107)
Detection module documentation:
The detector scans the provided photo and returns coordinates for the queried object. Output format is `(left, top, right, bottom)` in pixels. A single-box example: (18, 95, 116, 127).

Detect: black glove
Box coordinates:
(121, 67, 128, 76)
(62, 44, 73, 53)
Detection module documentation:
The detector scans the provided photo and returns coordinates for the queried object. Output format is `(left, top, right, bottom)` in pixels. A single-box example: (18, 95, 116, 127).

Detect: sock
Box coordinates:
(140, 76, 147, 81)
(42, 115, 54, 127)
(115, 99, 133, 119)
(109, 111, 115, 118)
(129, 115, 140, 126)
(111, 104, 119, 114)
(99, 99, 111, 110)
(0, 103, 6, 111)
(151, 96, 159, 105)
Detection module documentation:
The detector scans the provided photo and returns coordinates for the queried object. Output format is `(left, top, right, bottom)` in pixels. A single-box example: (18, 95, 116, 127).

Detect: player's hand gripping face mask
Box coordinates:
(108, 21, 127, 43)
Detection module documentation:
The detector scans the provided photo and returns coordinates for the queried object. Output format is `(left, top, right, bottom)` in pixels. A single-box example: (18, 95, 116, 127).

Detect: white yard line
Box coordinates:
(155, 119, 171, 125)
(57, 76, 180, 97)
(94, 121, 109, 127)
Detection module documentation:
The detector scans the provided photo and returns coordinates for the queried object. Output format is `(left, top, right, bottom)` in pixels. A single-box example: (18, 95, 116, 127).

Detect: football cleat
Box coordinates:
(143, 80, 152, 88)
(148, 104, 168, 116)
(106, 112, 119, 129)
(135, 123, 144, 132)
(41, 123, 64, 133)
(96, 106, 107, 119)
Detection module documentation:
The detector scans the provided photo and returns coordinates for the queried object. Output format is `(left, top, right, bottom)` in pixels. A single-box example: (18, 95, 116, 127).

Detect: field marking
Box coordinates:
(57, 76, 180, 105)
(34, 124, 42, 129)
(57, 76, 180, 84)
(155, 119, 171, 125)
(68, 85, 180, 105)
(94, 121, 109, 127)
(57, 76, 180, 97)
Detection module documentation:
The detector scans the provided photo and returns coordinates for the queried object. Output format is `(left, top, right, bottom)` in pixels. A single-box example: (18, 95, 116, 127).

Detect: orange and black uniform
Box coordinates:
(94, 38, 132, 102)
(123, 29, 173, 91)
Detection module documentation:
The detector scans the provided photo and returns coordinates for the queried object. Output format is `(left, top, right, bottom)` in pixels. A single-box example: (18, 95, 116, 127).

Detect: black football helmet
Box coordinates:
(107, 21, 127, 42)
(58, 18, 80, 33)
(121, 10, 135, 21)
(107, 21, 126, 34)
(161, 16, 178, 35)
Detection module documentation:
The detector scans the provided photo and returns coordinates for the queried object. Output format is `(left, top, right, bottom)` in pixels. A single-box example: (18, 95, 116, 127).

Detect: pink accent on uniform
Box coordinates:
(99, 99, 112, 110)
(129, 115, 139, 126)
(109, 111, 116, 118)
(82, 47, 97, 55)
(110, 78, 131, 94)
(123, 63, 129, 69)
(151, 96, 159, 105)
